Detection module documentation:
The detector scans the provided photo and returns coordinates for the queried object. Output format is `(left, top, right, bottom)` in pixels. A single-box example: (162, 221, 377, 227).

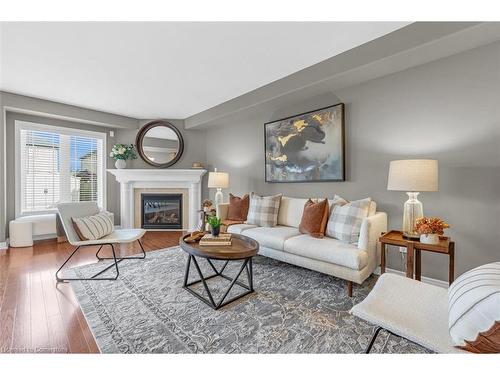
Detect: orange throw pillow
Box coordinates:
(299, 199, 329, 238)
(227, 193, 250, 221)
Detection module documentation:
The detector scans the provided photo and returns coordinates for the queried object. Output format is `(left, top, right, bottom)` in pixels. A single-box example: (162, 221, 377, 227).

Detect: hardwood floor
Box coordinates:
(0, 231, 184, 353)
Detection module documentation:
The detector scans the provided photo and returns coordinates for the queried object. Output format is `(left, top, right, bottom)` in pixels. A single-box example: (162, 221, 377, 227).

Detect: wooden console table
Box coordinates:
(379, 230, 455, 285)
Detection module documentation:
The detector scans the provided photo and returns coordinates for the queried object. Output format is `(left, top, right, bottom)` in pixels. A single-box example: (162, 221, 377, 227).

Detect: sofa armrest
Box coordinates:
(217, 203, 230, 220)
(358, 212, 388, 266)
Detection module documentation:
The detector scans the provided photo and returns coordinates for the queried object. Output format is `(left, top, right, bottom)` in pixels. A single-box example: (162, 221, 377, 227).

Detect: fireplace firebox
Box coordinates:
(141, 193, 183, 229)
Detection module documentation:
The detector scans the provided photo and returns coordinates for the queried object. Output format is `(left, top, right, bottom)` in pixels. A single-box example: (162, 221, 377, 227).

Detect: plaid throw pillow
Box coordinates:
(326, 195, 371, 243)
(246, 193, 282, 227)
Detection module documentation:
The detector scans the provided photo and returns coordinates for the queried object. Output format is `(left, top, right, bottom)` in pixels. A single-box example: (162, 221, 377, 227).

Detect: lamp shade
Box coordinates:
(208, 170, 229, 189)
(387, 159, 438, 192)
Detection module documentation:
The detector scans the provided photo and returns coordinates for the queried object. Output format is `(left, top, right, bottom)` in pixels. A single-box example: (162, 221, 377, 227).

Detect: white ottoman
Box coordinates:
(9, 220, 34, 247)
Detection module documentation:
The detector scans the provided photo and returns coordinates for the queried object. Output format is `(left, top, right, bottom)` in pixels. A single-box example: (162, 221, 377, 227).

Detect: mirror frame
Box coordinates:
(135, 120, 184, 168)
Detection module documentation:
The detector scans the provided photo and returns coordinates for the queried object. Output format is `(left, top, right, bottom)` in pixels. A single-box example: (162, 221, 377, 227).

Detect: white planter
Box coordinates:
(420, 233, 439, 245)
(115, 159, 127, 169)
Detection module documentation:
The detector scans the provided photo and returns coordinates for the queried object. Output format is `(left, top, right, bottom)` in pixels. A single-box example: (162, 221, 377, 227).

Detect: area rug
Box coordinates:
(69, 246, 430, 353)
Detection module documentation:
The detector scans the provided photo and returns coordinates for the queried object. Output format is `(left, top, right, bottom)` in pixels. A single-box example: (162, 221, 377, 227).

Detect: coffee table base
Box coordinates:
(183, 255, 254, 310)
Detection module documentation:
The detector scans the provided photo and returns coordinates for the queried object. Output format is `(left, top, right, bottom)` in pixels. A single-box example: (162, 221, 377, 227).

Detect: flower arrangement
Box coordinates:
(109, 144, 137, 161)
(414, 217, 450, 235)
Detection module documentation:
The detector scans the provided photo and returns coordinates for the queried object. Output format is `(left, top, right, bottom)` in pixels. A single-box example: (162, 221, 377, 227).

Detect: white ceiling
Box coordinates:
(0, 22, 409, 119)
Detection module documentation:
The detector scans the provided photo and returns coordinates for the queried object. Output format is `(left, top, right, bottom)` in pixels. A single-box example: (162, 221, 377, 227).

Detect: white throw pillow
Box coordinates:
(72, 212, 114, 241)
(448, 262, 500, 353)
(325, 195, 371, 244)
(246, 193, 282, 227)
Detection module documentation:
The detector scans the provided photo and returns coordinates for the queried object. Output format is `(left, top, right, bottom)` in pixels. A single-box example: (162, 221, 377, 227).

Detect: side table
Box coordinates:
(379, 230, 455, 285)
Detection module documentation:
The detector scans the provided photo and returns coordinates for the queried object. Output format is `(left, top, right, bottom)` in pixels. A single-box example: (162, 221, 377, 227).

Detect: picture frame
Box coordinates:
(264, 103, 345, 183)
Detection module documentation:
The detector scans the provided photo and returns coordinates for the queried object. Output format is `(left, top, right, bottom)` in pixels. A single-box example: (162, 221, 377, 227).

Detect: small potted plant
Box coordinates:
(110, 144, 137, 169)
(206, 215, 222, 237)
(414, 217, 450, 245)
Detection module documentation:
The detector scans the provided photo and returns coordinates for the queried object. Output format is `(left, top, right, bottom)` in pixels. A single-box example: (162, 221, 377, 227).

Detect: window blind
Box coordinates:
(18, 124, 104, 214)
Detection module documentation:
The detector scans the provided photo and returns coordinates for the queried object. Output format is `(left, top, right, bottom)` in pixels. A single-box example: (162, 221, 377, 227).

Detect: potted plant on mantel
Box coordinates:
(206, 216, 222, 237)
(110, 144, 137, 169)
(414, 217, 450, 245)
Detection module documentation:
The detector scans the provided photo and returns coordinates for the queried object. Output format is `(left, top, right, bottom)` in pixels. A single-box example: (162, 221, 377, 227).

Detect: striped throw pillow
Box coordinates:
(245, 193, 282, 227)
(448, 262, 500, 353)
(72, 212, 114, 241)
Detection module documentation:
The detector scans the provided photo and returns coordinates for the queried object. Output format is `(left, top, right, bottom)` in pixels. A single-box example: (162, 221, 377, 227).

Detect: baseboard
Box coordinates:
(0, 240, 8, 249)
(373, 266, 449, 289)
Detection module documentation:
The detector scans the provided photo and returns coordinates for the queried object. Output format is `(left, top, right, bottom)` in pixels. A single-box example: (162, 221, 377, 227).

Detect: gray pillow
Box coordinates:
(245, 193, 282, 227)
(326, 195, 371, 243)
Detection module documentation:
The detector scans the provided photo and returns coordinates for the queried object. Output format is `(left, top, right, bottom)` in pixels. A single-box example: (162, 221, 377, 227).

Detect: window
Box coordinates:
(15, 121, 106, 216)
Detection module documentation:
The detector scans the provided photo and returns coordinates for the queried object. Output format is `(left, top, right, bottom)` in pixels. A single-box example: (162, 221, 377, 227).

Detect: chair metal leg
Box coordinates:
(56, 243, 121, 282)
(56, 239, 146, 282)
(365, 326, 404, 353)
(96, 239, 147, 261)
(365, 326, 383, 353)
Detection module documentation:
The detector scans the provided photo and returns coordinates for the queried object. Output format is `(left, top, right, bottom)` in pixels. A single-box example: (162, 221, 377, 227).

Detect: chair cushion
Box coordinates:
(284, 234, 368, 270)
(72, 212, 114, 241)
(298, 198, 329, 238)
(448, 262, 500, 353)
(226, 223, 258, 234)
(227, 193, 250, 221)
(241, 225, 300, 251)
(351, 273, 461, 353)
(246, 193, 282, 227)
(326, 195, 372, 244)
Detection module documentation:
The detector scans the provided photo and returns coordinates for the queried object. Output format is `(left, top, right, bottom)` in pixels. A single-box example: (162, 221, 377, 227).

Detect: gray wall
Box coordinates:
(0, 93, 207, 238)
(0, 91, 139, 242)
(205, 41, 500, 281)
(110, 119, 208, 220)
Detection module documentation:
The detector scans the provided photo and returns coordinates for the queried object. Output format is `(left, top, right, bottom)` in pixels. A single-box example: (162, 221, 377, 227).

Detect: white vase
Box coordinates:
(420, 233, 439, 245)
(115, 159, 127, 169)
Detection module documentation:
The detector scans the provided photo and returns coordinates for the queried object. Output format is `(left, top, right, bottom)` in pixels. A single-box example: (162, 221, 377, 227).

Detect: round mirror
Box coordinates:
(136, 120, 184, 168)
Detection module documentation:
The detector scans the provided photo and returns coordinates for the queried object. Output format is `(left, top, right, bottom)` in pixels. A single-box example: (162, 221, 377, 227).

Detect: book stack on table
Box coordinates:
(199, 233, 232, 246)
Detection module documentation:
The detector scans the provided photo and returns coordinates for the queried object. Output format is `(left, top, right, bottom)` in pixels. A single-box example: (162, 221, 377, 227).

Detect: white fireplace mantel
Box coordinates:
(107, 169, 207, 230)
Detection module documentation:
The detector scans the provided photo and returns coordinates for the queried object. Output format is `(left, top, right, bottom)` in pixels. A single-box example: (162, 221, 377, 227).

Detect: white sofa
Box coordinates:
(218, 196, 387, 296)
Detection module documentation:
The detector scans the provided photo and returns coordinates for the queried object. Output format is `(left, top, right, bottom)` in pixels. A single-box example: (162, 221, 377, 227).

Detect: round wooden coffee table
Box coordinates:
(179, 233, 259, 310)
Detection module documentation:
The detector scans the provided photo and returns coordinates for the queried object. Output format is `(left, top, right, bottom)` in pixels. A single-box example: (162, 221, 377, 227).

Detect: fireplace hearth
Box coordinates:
(141, 193, 183, 229)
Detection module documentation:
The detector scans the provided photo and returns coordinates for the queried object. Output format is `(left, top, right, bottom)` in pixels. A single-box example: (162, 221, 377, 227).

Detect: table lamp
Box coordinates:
(208, 168, 229, 216)
(387, 159, 438, 238)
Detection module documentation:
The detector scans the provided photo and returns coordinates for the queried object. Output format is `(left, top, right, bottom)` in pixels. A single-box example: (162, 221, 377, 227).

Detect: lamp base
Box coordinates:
(214, 188, 223, 217)
(402, 192, 423, 239)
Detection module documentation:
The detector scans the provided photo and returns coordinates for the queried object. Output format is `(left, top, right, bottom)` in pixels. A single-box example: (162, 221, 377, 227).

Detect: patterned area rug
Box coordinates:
(69, 246, 430, 353)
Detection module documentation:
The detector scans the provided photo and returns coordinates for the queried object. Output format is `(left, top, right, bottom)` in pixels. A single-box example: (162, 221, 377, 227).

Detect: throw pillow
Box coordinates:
(245, 193, 282, 227)
(299, 198, 329, 238)
(227, 193, 250, 221)
(72, 212, 114, 241)
(325, 195, 372, 243)
(448, 262, 500, 353)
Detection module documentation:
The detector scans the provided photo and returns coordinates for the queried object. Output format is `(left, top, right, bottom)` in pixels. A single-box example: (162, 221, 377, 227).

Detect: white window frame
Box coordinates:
(14, 120, 107, 217)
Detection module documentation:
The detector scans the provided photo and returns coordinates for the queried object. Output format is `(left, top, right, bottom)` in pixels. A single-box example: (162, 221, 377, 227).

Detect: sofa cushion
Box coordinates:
(299, 198, 329, 238)
(226, 223, 258, 234)
(246, 193, 282, 227)
(326, 195, 372, 244)
(241, 225, 301, 251)
(277, 196, 308, 228)
(227, 193, 250, 221)
(284, 234, 368, 270)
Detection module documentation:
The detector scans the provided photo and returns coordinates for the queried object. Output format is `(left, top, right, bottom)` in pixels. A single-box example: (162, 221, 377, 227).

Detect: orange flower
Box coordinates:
(414, 217, 450, 235)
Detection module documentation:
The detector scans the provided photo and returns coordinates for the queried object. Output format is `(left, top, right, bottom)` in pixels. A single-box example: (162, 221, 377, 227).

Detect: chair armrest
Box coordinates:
(358, 212, 388, 263)
(217, 203, 229, 220)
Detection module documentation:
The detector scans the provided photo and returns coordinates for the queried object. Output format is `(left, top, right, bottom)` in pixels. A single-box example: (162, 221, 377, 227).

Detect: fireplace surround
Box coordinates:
(107, 169, 207, 231)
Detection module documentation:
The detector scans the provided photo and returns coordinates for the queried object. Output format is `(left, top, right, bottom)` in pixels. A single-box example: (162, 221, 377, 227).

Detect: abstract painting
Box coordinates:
(265, 103, 345, 182)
